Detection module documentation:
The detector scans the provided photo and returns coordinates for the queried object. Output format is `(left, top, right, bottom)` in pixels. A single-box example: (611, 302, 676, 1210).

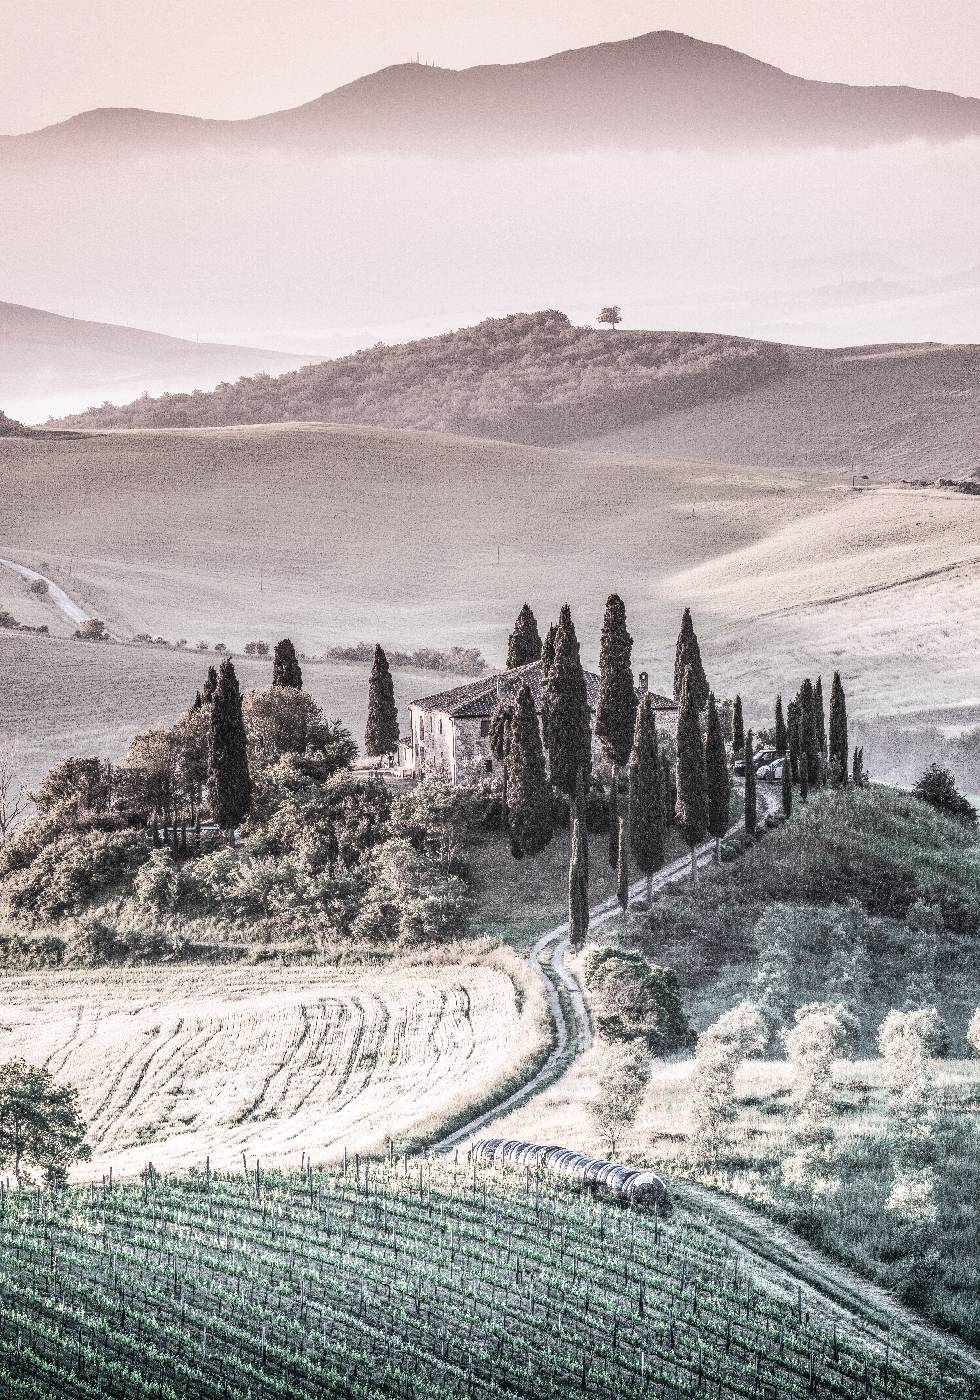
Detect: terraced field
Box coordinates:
(0, 1159, 969, 1399)
(0, 961, 545, 1179)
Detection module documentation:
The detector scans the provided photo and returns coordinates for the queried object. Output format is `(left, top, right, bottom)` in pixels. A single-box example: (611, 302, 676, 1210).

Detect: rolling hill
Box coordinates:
(53, 311, 980, 478)
(6, 31, 980, 158)
(0, 300, 312, 425)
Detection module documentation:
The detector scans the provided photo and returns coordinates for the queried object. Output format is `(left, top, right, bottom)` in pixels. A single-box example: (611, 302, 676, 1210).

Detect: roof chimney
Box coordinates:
(638, 671, 649, 695)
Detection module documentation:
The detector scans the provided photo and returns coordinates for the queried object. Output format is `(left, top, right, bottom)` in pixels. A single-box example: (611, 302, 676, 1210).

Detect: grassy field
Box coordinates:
(0, 951, 547, 1180)
(0, 1157, 968, 1399)
(0, 628, 469, 793)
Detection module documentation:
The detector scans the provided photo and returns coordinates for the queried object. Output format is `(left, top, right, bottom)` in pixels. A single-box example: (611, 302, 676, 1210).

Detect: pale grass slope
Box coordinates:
(0, 950, 547, 1182)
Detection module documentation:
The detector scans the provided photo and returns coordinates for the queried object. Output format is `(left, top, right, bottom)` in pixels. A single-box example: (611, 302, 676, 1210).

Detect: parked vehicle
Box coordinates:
(734, 747, 777, 776)
(757, 755, 787, 782)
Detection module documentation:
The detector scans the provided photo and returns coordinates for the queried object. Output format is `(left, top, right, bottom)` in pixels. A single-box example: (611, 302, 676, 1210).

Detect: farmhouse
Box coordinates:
(404, 659, 675, 785)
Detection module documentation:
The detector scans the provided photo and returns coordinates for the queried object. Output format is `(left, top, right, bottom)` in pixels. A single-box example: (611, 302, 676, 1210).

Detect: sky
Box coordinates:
(3, 0, 980, 132)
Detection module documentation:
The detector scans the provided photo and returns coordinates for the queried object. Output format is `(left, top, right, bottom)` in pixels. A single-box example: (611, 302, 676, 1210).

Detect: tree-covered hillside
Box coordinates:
(55, 312, 791, 444)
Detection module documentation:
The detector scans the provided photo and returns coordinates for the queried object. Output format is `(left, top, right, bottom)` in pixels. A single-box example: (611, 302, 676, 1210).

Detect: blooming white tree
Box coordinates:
(589, 1041, 650, 1155)
(878, 1007, 943, 1130)
(783, 1001, 857, 1148)
(689, 1002, 768, 1159)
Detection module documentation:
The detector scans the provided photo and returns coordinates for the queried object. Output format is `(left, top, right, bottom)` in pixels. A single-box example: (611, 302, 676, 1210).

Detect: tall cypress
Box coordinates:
(705, 692, 731, 864)
(539, 622, 558, 752)
(506, 604, 543, 670)
(829, 671, 848, 787)
(595, 594, 637, 775)
(673, 608, 709, 711)
(798, 679, 820, 787)
(675, 664, 709, 884)
(272, 638, 303, 689)
(616, 817, 630, 919)
(607, 779, 620, 869)
(506, 683, 553, 858)
(489, 696, 515, 846)
(629, 695, 665, 908)
(568, 814, 590, 952)
(782, 751, 793, 818)
(365, 645, 399, 757)
(744, 727, 757, 838)
(732, 694, 745, 758)
(202, 665, 219, 704)
(774, 695, 787, 757)
(543, 604, 592, 803)
(208, 659, 251, 840)
(661, 750, 675, 832)
(815, 676, 828, 759)
(787, 699, 801, 783)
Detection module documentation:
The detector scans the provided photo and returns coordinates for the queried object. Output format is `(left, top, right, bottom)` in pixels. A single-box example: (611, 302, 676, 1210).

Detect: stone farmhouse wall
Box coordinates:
(410, 704, 610, 785)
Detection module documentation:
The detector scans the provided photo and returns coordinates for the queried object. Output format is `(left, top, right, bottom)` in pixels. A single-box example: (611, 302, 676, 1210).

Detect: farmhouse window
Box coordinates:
(485, 759, 493, 774)
(480, 719, 490, 737)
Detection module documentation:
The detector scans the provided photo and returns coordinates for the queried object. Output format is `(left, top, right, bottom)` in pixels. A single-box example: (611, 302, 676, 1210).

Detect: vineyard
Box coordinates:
(0, 1158, 970, 1400)
(0, 961, 544, 1177)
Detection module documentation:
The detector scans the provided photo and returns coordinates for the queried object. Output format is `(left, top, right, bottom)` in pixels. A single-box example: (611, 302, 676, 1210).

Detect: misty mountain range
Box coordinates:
(6, 31, 980, 157)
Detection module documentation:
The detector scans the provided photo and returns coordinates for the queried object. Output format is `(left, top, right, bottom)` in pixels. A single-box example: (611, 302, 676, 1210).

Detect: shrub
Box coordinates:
(913, 764, 978, 831)
(3, 828, 147, 923)
(583, 947, 693, 1054)
(244, 640, 270, 656)
(133, 849, 183, 913)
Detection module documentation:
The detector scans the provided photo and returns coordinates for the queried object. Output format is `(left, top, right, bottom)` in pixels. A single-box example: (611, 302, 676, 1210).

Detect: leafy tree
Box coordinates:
(913, 764, 978, 830)
(202, 665, 219, 704)
(365, 645, 399, 757)
(616, 816, 629, 918)
(597, 305, 623, 329)
(244, 687, 340, 769)
(0, 1059, 91, 1183)
(774, 695, 788, 756)
(675, 665, 708, 884)
(244, 640, 269, 657)
(829, 671, 848, 786)
(584, 948, 693, 1053)
(628, 695, 665, 907)
(505, 684, 553, 858)
(543, 604, 592, 804)
(32, 756, 112, 817)
(673, 608, 708, 711)
(782, 752, 793, 818)
(208, 659, 251, 840)
(732, 694, 745, 758)
(506, 603, 542, 669)
(272, 638, 303, 689)
(568, 814, 589, 951)
(705, 693, 731, 863)
(589, 1042, 649, 1155)
(595, 593, 637, 777)
(744, 727, 757, 838)
(689, 1003, 767, 1160)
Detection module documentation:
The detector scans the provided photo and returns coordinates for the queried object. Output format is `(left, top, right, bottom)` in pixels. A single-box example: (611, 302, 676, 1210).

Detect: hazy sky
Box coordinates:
(3, 0, 980, 132)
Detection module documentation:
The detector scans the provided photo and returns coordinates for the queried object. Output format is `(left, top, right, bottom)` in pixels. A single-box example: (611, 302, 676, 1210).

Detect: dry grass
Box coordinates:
(0, 945, 548, 1181)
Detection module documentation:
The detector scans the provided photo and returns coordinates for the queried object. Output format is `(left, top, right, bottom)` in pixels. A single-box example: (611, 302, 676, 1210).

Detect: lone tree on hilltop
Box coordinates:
(596, 593, 638, 785)
(674, 608, 709, 711)
(0, 1059, 91, 1184)
(744, 728, 757, 838)
(675, 665, 708, 884)
(774, 695, 788, 757)
(597, 305, 623, 329)
(365, 645, 399, 757)
(705, 693, 731, 864)
(208, 658, 251, 841)
(629, 695, 666, 907)
(506, 684, 554, 858)
(506, 603, 542, 670)
(202, 665, 219, 705)
(543, 604, 592, 807)
(732, 694, 745, 759)
(568, 813, 590, 951)
(829, 672, 849, 786)
(273, 638, 303, 689)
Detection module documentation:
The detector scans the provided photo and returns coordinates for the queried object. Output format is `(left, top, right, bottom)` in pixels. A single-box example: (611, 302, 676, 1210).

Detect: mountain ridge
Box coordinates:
(7, 30, 980, 155)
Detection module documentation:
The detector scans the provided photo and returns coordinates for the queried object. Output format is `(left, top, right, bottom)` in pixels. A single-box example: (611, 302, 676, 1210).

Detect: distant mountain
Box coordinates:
(52, 309, 980, 479)
(0, 301, 312, 424)
(6, 32, 980, 158)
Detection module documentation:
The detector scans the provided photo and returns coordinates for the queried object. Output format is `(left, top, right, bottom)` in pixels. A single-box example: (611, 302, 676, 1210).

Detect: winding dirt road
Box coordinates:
(0, 557, 94, 628)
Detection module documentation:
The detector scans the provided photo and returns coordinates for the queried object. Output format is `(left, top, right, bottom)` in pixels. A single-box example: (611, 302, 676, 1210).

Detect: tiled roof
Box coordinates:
(410, 660, 675, 720)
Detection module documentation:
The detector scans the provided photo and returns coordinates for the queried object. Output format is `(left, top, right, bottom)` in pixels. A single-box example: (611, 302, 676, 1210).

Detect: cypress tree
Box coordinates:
(705, 692, 731, 864)
(815, 676, 828, 759)
(732, 694, 745, 758)
(661, 750, 675, 832)
(202, 665, 218, 704)
(798, 679, 820, 788)
(543, 604, 592, 804)
(673, 608, 709, 711)
(607, 779, 619, 869)
(489, 696, 515, 844)
(540, 623, 557, 676)
(568, 814, 590, 951)
(574, 769, 590, 888)
(744, 727, 757, 838)
(799, 745, 810, 803)
(675, 665, 709, 884)
(787, 699, 800, 783)
(506, 604, 543, 670)
(829, 671, 848, 787)
(208, 659, 251, 841)
(616, 816, 630, 919)
(191, 690, 203, 713)
(774, 695, 788, 757)
(595, 593, 638, 776)
(629, 695, 665, 908)
(506, 684, 553, 858)
(272, 638, 303, 689)
(782, 752, 793, 818)
(365, 645, 399, 757)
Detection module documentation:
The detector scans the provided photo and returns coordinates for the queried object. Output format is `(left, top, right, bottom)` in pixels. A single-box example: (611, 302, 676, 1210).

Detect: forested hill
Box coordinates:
(55, 312, 795, 445)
